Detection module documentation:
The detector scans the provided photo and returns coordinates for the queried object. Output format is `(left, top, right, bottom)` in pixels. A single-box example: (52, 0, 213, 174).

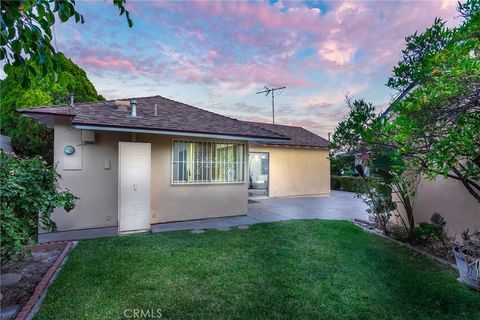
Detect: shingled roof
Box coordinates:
(19, 96, 287, 141)
(18, 95, 329, 147)
(246, 121, 329, 148)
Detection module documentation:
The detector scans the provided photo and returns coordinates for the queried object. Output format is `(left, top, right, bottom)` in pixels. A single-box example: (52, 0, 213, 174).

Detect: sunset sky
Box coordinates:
(53, 0, 461, 138)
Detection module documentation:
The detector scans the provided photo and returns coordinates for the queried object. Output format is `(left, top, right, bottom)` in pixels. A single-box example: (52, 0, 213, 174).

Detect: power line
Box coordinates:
(256, 85, 286, 124)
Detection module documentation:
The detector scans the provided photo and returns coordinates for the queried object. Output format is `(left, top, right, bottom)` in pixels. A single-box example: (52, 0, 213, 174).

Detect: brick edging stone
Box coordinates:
(15, 241, 73, 320)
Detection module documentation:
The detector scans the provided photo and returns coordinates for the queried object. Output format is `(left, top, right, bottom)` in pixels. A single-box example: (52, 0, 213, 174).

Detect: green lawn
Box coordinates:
(35, 220, 479, 320)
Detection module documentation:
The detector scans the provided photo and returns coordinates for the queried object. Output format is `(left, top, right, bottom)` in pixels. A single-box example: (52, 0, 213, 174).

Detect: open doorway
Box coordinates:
(248, 152, 269, 198)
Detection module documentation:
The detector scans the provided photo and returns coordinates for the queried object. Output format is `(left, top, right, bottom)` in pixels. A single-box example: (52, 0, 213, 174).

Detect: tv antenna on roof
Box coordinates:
(256, 85, 286, 124)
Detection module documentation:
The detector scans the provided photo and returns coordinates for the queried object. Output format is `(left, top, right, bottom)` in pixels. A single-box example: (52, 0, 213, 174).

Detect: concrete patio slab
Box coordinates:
(151, 214, 260, 233)
(151, 190, 368, 234)
(247, 191, 369, 222)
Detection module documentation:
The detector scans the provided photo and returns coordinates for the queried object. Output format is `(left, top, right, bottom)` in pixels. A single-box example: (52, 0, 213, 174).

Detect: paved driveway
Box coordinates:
(152, 191, 369, 233)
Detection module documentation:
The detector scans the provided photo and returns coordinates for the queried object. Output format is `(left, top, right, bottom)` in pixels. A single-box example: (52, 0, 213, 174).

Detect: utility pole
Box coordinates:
(256, 86, 286, 124)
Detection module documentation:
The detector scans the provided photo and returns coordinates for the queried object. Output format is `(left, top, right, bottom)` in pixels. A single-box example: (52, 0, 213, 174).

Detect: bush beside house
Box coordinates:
(0, 152, 76, 259)
(0, 53, 100, 259)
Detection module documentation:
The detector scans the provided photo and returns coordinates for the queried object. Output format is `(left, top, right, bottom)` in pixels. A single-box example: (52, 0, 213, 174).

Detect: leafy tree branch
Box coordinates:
(1, 0, 132, 86)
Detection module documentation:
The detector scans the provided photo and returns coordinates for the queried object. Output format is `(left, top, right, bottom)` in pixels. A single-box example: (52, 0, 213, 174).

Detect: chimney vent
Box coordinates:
(130, 99, 138, 117)
(154, 104, 158, 116)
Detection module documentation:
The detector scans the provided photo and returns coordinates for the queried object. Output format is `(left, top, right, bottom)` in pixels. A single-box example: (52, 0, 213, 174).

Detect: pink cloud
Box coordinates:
(154, 0, 460, 77)
(185, 0, 323, 31)
(78, 56, 136, 73)
(58, 0, 462, 130)
(314, 0, 459, 72)
(69, 47, 165, 80)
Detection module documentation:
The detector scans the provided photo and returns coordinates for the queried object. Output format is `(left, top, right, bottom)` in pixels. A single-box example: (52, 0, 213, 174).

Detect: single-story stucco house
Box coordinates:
(19, 95, 330, 241)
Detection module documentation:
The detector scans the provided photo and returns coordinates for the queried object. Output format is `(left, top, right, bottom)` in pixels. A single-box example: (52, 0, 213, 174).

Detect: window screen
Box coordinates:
(172, 140, 245, 184)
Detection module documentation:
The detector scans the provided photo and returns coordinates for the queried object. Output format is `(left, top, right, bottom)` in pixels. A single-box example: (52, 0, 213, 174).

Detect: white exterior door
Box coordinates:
(118, 142, 151, 233)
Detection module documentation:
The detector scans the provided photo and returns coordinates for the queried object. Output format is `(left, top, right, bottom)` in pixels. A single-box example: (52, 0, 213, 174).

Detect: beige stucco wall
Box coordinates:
(249, 146, 330, 198)
(48, 118, 248, 232)
(48, 118, 127, 232)
(141, 134, 247, 224)
(411, 176, 480, 238)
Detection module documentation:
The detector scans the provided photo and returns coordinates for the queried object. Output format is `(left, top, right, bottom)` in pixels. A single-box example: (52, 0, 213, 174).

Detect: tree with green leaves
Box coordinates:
(332, 0, 480, 205)
(0, 52, 104, 160)
(384, 0, 480, 201)
(330, 97, 419, 232)
(386, 17, 454, 93)
(331, 0, 480, 236)
(1, 0, 132, 86)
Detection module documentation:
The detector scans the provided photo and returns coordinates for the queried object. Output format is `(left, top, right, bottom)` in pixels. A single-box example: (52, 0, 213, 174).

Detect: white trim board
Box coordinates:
(74, 125, 288, 142)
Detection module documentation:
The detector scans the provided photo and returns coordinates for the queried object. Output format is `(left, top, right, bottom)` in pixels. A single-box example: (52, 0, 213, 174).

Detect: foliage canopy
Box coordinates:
(331, 0, 480, 204)
(0, 52, 104, 160)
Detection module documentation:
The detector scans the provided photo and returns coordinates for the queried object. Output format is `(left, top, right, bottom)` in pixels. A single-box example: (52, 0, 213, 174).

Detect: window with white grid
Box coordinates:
(172, 140, 245, 184)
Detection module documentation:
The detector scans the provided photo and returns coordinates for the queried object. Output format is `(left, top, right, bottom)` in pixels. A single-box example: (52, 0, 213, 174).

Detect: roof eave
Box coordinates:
(18, 113, 71, 128)
(73, 124, 290, 142)
(260, 142, 329, 149)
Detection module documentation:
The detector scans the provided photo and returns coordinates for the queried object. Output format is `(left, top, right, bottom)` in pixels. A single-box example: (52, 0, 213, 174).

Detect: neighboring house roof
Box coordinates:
(18, 95, 329, 147)
(18, 96, 287, 141)
(246, 121, 329, 149)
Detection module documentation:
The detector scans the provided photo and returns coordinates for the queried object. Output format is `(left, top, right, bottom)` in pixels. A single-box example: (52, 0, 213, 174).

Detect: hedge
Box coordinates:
(330, 175, 370, 193)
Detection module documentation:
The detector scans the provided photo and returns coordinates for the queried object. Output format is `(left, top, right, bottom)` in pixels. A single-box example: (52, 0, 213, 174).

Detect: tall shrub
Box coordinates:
(0, 52, 104, 162)
(0, 152, 76, 259)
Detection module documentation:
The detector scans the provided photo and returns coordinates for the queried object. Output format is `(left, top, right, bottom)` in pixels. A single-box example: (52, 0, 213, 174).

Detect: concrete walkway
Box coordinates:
(151, 191, 368, 233)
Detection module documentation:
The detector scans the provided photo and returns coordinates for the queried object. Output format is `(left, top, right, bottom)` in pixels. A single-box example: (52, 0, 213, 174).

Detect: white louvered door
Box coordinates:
(119, 142, 151, 233)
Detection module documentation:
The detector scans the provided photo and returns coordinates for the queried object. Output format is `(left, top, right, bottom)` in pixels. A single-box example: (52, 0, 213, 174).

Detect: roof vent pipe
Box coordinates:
(130, 99, 138, 117)
(69, 92, 75, 107)
(67, 92, 75, 114)
(154, 104, 158, 116)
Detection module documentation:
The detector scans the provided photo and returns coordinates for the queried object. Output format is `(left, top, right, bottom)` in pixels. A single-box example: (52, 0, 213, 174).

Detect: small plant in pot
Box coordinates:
(453, 229, 480, 291)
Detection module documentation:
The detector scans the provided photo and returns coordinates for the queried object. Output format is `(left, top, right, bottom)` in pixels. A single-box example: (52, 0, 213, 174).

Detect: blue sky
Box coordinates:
(52, 0, 460, 137)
